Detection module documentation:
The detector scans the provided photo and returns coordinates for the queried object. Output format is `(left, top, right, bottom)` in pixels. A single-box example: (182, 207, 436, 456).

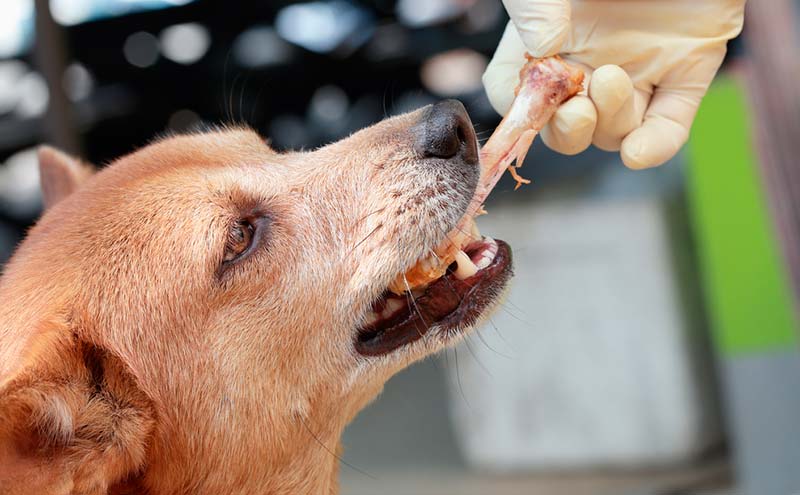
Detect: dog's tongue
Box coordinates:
(387, 56, 584, 295)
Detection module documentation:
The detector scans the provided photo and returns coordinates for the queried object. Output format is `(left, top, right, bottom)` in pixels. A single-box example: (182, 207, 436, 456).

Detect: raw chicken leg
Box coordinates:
(389, 56, 584, 294)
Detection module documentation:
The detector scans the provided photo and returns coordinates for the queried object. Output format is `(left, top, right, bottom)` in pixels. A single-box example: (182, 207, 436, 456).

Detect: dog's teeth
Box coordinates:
(468, 238, 499, 270)
(476, 255, 492, 270)
(454, 250, 478, 280)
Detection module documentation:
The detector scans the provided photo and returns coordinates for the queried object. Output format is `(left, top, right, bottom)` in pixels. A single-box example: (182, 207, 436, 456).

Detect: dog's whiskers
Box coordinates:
(453, 347, 472, 411)
(486, 316, 512, 347)
(497, 303, 535, 327)
(297, 415, 376, 480)
(425, 246, 465, 306)
(221, 47, 233, 122)
(238, 71, 252, 125)
(227, 72, 244, 125)
(346, 223, 383, 258)
(462, 334, 492, 377)
(249, 80, 268, 127)
(434, 222, 474, 245)
(474, 323, 513, 359)
(402, 274, 431, 340)
(502, 297, 531, 319)
(353, 207, 387, 228)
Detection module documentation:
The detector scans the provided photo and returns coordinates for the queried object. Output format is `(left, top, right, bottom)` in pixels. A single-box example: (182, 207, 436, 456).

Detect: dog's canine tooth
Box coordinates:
(453, 250, 478, 280)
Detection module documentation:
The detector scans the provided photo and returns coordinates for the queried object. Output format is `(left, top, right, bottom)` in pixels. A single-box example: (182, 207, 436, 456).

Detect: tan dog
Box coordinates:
(0, 100, 512, 494)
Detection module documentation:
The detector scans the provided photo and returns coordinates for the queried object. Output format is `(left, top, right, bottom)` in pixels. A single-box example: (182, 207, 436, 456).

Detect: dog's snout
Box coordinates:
(414, 100, 478, 164)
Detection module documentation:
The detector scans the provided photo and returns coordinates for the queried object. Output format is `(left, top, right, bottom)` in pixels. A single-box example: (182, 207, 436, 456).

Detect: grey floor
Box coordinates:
(340, 358, 734, 495)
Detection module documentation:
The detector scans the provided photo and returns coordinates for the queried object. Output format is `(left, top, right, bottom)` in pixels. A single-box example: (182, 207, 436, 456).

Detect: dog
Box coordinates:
(0, 100, 512, 494)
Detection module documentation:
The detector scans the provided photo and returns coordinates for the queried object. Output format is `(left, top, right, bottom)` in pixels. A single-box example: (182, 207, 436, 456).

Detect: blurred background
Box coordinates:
(1, 1, 799, 494)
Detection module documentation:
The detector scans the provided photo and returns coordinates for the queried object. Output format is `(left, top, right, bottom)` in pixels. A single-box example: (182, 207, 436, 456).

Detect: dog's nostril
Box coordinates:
(456, 125, 466, 146)
(414, 99, 478, 163)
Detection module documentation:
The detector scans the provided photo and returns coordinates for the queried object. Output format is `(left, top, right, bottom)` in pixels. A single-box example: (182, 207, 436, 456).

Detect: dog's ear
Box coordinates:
(0, 336, 154, 494)
(38, 146, 95, 209)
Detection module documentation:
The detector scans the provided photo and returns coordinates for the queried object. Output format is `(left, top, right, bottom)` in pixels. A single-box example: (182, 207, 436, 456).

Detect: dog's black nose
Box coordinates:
(414, 100, 478, 164)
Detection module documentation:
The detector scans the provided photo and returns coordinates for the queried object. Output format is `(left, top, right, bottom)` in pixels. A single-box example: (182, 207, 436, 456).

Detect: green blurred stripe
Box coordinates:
(686, 75, 798, 355)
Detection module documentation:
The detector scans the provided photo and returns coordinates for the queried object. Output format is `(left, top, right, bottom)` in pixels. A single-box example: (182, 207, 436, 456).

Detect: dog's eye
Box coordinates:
(223, 219, 255, 262)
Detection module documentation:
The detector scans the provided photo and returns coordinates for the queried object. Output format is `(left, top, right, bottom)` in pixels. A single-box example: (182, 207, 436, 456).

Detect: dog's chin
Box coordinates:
(354, 238, 512, 357)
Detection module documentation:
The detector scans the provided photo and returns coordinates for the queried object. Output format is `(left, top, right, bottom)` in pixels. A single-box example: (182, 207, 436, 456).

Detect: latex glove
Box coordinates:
(483, 0, 746, 169)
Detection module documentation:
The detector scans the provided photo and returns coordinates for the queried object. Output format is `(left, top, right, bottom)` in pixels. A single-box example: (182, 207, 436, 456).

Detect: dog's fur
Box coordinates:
(0, 107, 497, 494)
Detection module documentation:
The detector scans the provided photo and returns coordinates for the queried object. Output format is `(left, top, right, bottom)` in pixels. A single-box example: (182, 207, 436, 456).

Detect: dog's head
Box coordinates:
(0, 100, 511, 493)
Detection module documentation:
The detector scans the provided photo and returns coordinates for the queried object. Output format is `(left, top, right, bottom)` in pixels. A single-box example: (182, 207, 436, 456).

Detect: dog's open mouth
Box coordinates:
(355, 237, 512, 356)
(355, 56, 583, 357)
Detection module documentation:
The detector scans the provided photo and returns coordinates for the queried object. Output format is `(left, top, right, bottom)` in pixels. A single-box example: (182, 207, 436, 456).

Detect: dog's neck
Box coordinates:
(137, 378, 374, 495)
(141, 409, 345, 494)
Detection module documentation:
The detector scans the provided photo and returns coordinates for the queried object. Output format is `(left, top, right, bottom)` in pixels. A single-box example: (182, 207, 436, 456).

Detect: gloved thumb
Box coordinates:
(502, 0, 571, 57)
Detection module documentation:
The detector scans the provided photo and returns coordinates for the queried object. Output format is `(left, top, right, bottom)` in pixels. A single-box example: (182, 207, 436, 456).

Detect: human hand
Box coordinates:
(483, 0, 746, 169)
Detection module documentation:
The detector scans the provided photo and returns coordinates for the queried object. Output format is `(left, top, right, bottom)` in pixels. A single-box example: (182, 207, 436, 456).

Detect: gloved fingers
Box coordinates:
(540, 95, 597, 155)
(620, 113, 687, 170)
(620, 88, 700, 169)
(483, 21, 529, 115)
(502, 0, 571, 58)
(621, 47, 726, 169)
(594, 87, 650, 152)
(588, 65, 640, 151)
(589, 65, 631, 115)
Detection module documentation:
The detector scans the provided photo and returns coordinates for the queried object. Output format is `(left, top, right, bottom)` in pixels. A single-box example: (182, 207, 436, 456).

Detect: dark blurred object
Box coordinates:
(727, 3, 800, 495)
(0, 0, 508, 237)
(742, 0, 800, 306)
(34, 0, 81, 154)
(0, 219, 19, 265)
